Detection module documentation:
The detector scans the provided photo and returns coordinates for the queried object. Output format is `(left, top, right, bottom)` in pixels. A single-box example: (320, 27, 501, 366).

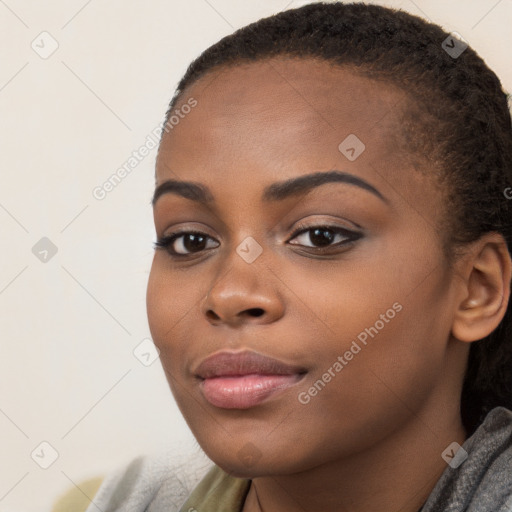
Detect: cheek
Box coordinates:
(146, 256, 200, 356)
(146, 261, 170, 344)
(288, 242, 451, 409)
(287, 302, 448, 467)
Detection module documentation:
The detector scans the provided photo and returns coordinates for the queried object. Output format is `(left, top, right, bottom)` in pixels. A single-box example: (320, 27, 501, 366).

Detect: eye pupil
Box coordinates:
(184, 234, 207, 252)
(310, 228, 334, 246)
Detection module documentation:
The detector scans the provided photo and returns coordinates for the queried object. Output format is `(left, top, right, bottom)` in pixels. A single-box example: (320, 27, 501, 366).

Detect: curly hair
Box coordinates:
(161, 2, 512, 436)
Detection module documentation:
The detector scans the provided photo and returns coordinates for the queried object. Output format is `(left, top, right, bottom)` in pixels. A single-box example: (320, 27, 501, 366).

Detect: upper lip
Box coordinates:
(195, 350, 306, 379)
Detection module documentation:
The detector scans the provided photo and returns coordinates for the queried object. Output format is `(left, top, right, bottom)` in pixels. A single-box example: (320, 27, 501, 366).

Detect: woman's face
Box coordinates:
(147, 58, 466, 477)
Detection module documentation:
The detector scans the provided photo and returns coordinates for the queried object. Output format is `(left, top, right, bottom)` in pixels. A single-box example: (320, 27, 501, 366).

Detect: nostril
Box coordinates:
(205, 308, 265, 322)
(206, 310, 220, 321)
(247, 308, 264, 317)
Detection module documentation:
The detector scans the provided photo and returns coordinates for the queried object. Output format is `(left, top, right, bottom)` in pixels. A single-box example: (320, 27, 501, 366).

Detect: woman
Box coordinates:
(64, 2, 512, 511)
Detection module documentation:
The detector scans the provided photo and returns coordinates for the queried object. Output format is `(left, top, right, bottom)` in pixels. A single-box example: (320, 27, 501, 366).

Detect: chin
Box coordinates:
(204, 445, 315, 479)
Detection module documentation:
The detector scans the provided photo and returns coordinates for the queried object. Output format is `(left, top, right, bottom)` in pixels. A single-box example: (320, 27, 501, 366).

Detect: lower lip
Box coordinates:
(200, 374, 303, 409)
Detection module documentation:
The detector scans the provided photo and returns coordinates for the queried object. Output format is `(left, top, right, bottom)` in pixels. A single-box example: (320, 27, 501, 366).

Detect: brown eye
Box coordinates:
(288, 225, 361, 249)
(155, 231, 219, 255)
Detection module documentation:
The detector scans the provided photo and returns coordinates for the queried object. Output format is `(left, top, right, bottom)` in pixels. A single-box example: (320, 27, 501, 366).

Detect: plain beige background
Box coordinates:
(0, 1, 511, 510)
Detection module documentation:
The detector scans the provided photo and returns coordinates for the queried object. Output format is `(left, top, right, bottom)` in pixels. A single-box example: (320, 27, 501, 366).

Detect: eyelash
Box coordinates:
(154, 224, 362, 258)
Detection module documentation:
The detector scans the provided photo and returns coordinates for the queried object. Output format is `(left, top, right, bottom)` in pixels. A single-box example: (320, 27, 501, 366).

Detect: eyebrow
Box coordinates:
(151, 170, 388, 206)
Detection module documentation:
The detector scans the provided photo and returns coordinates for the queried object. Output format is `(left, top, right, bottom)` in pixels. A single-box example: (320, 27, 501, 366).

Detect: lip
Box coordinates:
(195, 350, 307, 409)
(195, 350, 306, 379)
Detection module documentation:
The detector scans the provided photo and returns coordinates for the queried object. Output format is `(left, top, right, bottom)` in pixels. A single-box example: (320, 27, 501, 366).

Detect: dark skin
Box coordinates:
(146, 58, 511, 512)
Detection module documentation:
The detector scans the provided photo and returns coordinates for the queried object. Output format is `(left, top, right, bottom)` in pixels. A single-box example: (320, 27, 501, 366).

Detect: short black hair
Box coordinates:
(162, 2, 512, 436)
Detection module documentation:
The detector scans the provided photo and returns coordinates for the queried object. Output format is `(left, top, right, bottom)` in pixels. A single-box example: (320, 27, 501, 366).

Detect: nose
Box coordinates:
(201, 263, 285, 327)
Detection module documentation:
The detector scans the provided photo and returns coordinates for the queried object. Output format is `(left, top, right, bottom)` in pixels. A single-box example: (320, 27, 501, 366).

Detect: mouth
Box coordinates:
(195, 350, 307, 409)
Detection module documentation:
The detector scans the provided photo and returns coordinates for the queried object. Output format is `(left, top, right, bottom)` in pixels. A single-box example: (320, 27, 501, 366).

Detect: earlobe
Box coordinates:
(451, 233, 512, 343)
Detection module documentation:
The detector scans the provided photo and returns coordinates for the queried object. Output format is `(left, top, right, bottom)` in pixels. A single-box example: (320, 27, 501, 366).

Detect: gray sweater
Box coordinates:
(421, 406, 512, 511)
(86, 407, 512, 511)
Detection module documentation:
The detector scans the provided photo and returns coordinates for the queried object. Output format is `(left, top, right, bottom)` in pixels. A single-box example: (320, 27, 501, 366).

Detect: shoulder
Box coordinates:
(468, 407, 512, 503)
(52, 449, 213, 512)
(422, 407, 512, 512)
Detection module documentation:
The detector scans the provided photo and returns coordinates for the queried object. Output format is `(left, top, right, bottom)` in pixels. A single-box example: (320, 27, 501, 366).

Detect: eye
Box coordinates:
(154, 230, 219, 256)
(288, 225, 361, 250)
(154, 224, 361, 258)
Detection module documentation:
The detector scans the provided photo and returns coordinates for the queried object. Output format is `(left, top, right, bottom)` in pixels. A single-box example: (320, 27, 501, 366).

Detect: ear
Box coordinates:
(451, 233, 511, 343)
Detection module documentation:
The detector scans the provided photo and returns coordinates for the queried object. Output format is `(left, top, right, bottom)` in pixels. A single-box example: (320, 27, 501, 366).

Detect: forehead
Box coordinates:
(158, 57, 408, 173)
(155, 57, 439, 222)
